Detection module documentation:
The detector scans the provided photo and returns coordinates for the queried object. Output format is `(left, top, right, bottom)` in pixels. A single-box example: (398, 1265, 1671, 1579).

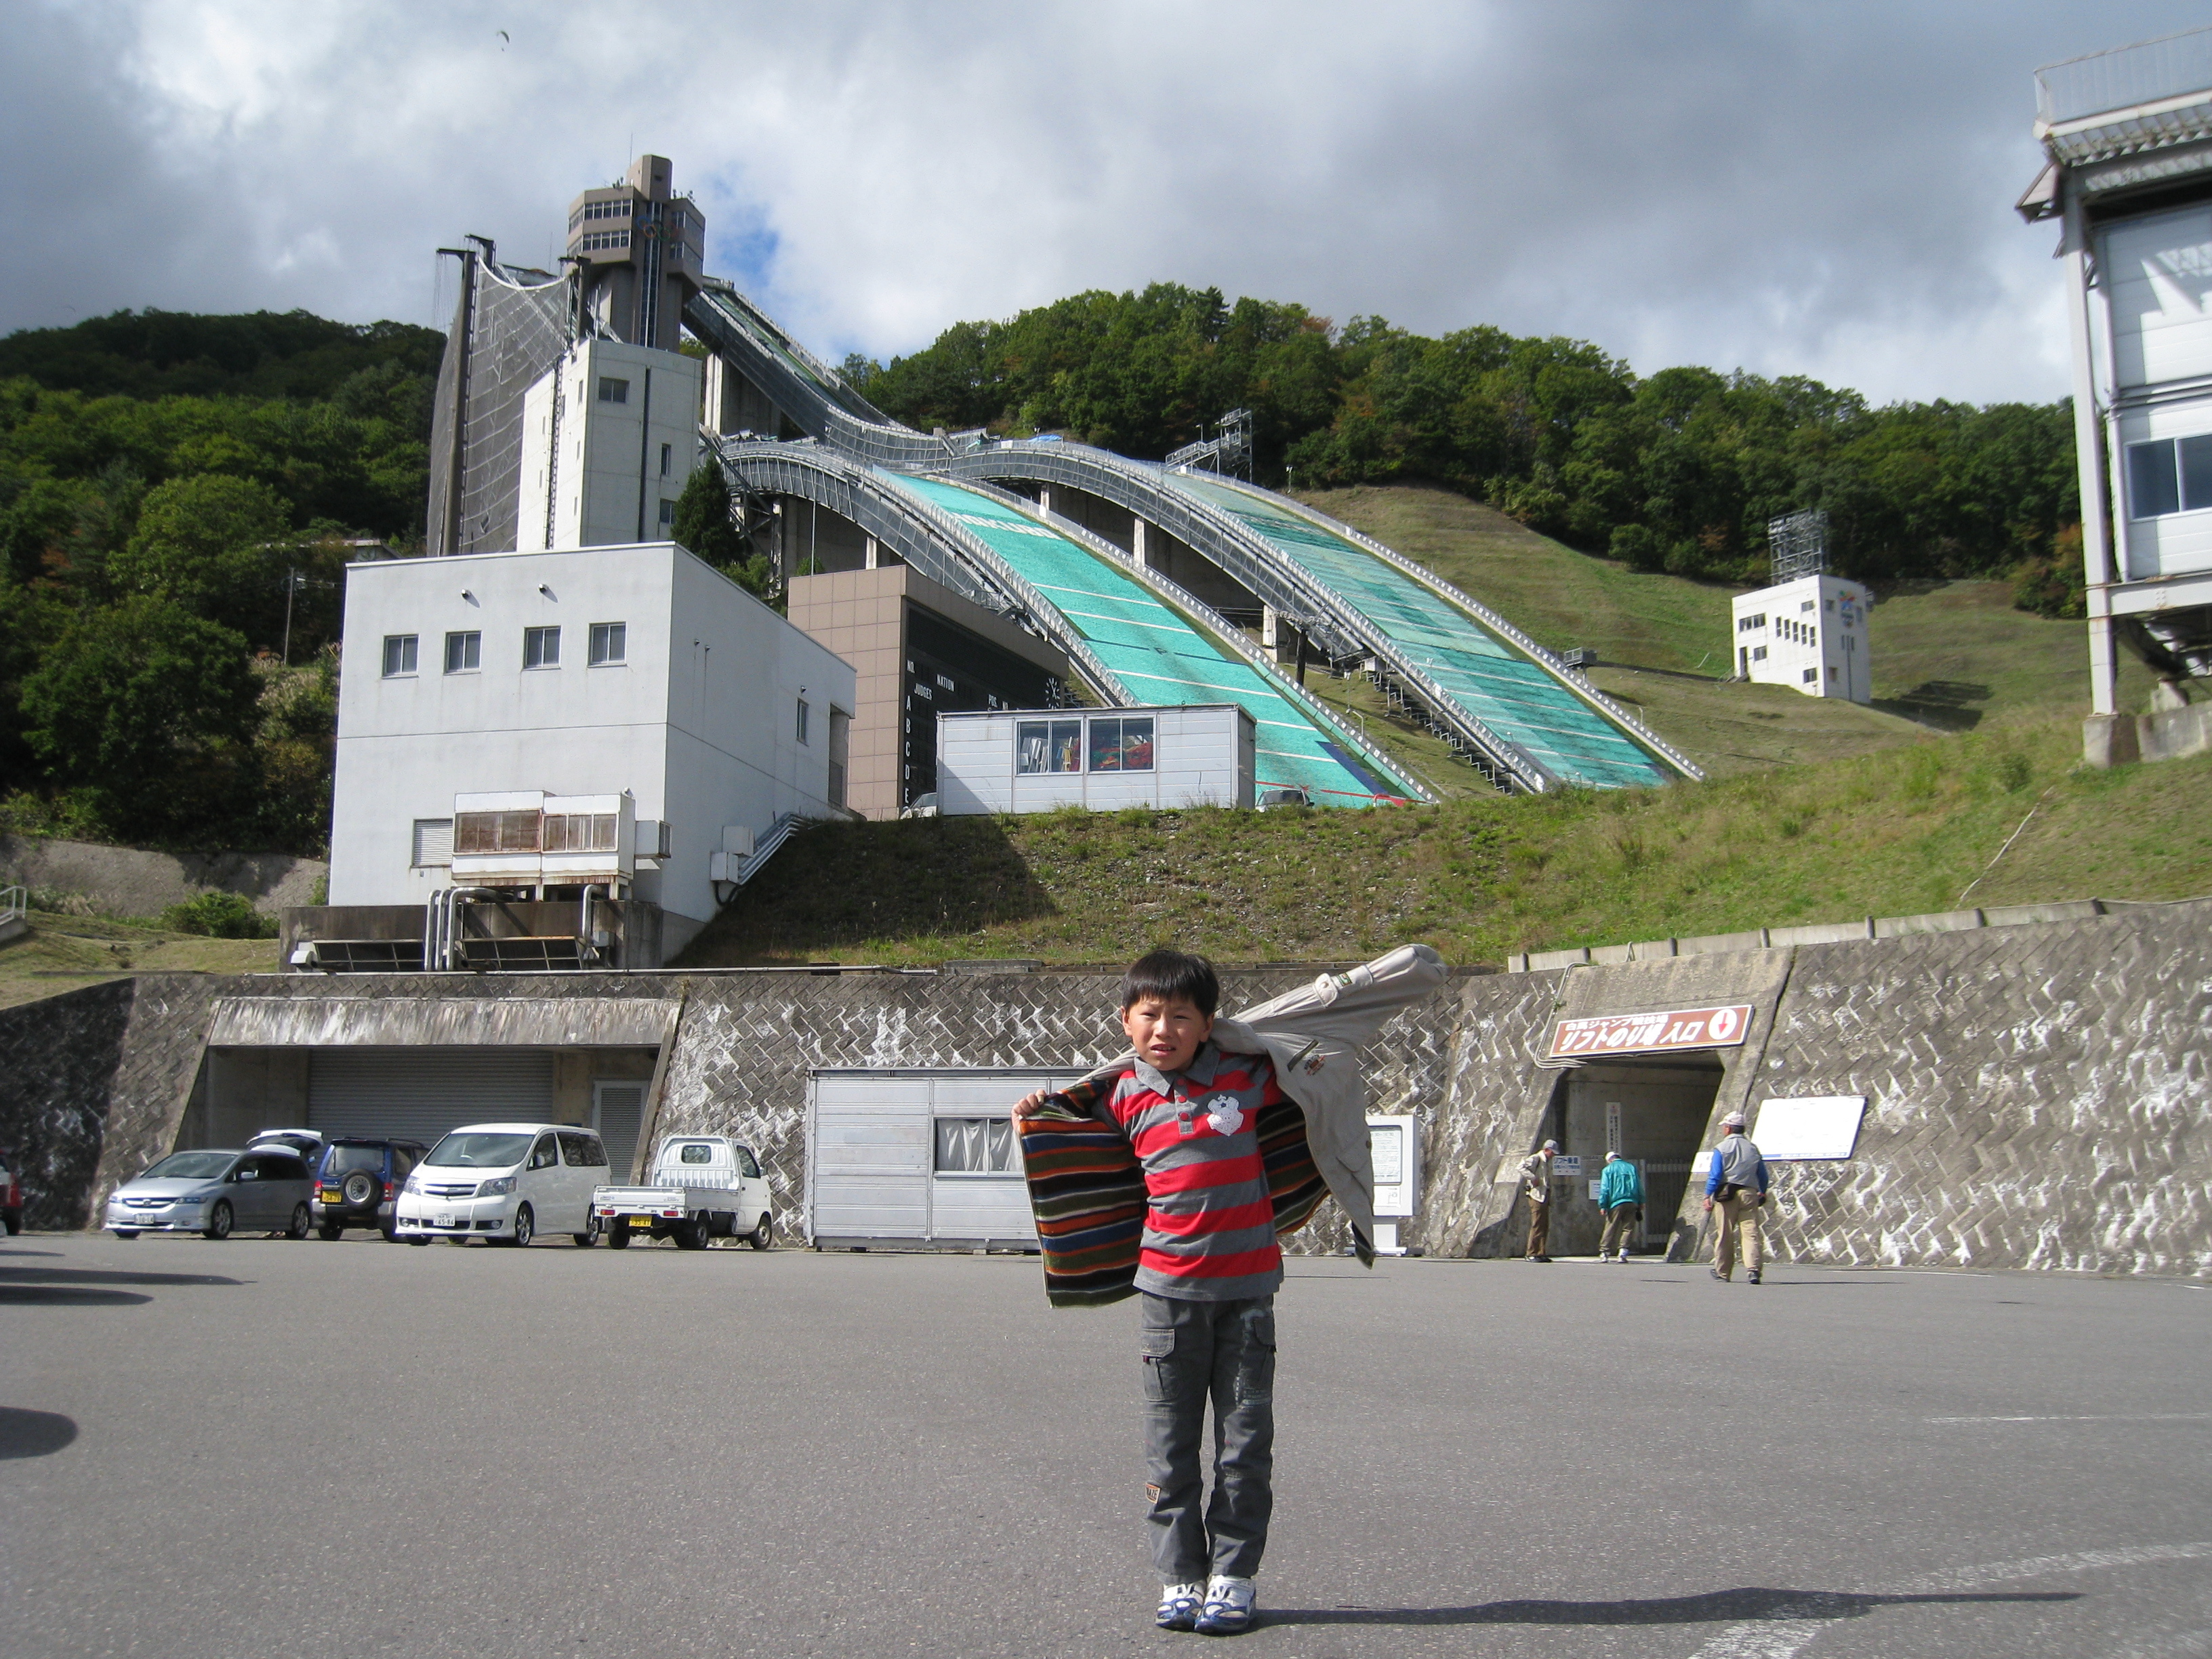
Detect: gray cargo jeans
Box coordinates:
(1139, 1290, 1276, 1582)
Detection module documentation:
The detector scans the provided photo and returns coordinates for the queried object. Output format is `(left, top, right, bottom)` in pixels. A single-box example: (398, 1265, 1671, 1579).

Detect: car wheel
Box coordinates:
(748, 1213, 773, 1251)
(113, 1230, 140, 1240)
(318, 1224, 343, 1242)
(341, 1170, 376, 1208)
(286, 1202, 312, 1240)
(605, 1224, 632, 1250)
(508, 1204, 535, 1248)
(3, 1210, 20, 1236)
(204, 1200, 233, 1241)
(380, 1224, 399, 1243)
(405, 1233, 431, 1246)
(676, 1216, 711, 1251)
(573, 1212, 601, 1248)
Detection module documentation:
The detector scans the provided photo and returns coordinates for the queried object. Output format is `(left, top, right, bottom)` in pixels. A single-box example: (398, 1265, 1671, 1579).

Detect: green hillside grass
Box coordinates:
(677, 719, 2212, 970)
(1294, 484, 2158, 781)
(0, 910, 278, 1011)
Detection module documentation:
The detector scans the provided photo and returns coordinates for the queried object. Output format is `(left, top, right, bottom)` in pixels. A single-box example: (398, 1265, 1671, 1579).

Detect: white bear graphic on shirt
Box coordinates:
(1203, 1094, 1246, 1138)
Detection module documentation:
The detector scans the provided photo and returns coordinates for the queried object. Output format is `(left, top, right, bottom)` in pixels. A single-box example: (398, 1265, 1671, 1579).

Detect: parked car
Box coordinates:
(105, 1149, 316, 1241)
(1, 1147, 22, 1235)
(248, 1128, 325, 1165)
(594, 1135, 774, 1250)
(314, 1138, 428, 1240)
(394, 1124, 609, 1247)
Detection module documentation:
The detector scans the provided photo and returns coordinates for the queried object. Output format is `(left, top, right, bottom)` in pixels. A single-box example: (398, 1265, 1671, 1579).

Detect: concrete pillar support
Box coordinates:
(1132, 518, 1151, 571)
(864, 536, 880, 571)
(1037, 485, 1054, 518)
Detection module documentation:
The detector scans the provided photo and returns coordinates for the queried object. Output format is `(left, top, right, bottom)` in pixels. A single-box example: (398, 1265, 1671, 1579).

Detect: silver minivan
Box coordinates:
(105, 1149, 316, 1240)
(394, 1123, 609, 1246)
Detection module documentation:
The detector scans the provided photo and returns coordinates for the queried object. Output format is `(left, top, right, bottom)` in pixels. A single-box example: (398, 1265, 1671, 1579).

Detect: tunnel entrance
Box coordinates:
(1547, 1058, 1725, 1258)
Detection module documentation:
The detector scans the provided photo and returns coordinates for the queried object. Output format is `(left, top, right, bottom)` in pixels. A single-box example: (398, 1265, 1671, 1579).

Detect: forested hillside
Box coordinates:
(0, 310, 441, 853)
(853, 284, 2083, 600)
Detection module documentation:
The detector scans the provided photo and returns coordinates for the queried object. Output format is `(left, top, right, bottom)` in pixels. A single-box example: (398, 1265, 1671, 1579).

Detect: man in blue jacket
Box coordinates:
(1703, 1111, 1769, 1284)
(1597, 1151, 1643, 1261)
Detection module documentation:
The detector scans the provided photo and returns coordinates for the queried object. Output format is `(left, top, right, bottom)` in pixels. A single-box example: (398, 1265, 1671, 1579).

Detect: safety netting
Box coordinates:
(427, 261, 571, 556)
(886, 475, 1414, 806)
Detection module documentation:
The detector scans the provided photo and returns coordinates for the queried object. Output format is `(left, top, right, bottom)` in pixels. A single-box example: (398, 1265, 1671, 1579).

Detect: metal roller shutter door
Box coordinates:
(306, 1049, 557, 1143)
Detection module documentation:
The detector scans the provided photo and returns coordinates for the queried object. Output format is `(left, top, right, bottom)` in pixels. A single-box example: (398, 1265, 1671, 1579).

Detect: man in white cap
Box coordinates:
(1702, 1111, 1769, 1284)
(1517, 1140, 1558, 1261)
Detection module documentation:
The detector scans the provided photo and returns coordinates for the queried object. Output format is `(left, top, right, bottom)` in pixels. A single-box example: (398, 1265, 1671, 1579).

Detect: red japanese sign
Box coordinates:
(1547, 1003, 1754, 1059)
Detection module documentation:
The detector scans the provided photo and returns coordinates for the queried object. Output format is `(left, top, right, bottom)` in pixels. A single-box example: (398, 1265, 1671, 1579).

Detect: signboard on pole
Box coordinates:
(1547, 1004, 1754, 1061)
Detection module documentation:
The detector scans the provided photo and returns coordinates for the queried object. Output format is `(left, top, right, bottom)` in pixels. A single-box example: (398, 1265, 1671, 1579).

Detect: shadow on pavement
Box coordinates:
(0, 1248, 66, 1257)
(1261, 1589, 2079, 1627)
(0, 1286, 152, 1306)
(0, 1266, 244, 1289)
(0, 1408, 80, 1459)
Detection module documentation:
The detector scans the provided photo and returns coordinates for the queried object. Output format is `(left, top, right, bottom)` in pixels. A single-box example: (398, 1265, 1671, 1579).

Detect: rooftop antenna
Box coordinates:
(1767, 509, 1829, 583)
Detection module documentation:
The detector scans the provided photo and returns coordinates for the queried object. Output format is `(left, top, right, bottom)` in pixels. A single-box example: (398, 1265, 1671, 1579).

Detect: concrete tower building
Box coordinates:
(2022, 28, 2212, 765)
(566, 154, 705, 352)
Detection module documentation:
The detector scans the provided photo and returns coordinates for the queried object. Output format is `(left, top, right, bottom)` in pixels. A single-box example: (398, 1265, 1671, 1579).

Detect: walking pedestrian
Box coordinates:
(1597, 1150, 1643, 1261)
(1703, 1110, 1769, 1284)
(1518, 1139, 1557, 1261)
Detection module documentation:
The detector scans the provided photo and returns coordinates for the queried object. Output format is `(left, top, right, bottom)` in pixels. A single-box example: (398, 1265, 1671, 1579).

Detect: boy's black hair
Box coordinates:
(1120, 948, 1220, 1019)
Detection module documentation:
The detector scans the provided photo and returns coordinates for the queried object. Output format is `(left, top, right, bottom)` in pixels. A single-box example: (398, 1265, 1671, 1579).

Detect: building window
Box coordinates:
(444, 631, 480, 674)
(1751, 646, 1767, 663)
(658, 498, 676, 527)
(598, 377, 630, 405)
(659, 443, 672, 476)
(1738, 613, 1765, 632)
(544, 813, 619, 853)
(588, 622, 626, 665)
(524, 626, 561, 669)
(935, 1117, 1017, 1174)
(454, 811, 541, 853)
(2127, 433, 2212, 519)
(1017, 719, 1083, 774)
(1088, 715, 1155, 772)
(381, 634, 418, 677)
(796, 697, 811, 745)
(411, 819, 453, 867)
(1803, 668, 1819, 684)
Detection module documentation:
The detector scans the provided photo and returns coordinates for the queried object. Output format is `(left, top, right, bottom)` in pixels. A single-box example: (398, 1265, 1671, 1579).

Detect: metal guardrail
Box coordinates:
(2038, 27, 2212, 127)
(0, 885, 25, 926)
(708, 438, 1132, 708)
(734, 814, 804, 884)
(1222, 480, 1707, 783)
(951, 479, 1433, 804)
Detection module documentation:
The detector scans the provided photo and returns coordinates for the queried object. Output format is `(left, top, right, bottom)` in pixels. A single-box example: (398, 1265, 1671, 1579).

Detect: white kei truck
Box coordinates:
(592, 1136, 775, 1252)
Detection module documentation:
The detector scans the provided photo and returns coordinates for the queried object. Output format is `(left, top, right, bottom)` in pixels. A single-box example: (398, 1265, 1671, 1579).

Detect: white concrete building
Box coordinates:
(327, 540, 854, 962)
(1730, 574, 1873, 703)
(516, 340, 701, 552)
(935, 704, 1256, 813)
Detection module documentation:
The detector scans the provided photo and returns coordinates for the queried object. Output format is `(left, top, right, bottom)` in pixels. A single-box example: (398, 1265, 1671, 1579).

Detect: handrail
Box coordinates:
(949, 479, 1432, 804)
(734, 813, 804, 884)
(1204, 478, 1708, 783)
(0, 885, 24, 926)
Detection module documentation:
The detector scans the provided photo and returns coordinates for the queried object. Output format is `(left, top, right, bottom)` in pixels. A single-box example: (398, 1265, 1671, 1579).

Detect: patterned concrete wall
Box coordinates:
(0, 979, 136, 1229)
(3, 903, 2205, 1277)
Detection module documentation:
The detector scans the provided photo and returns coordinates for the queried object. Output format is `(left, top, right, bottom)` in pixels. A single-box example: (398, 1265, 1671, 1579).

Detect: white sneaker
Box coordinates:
(1195, 1574, 1256, 1635)
(1155, 1581, 1205, 1631)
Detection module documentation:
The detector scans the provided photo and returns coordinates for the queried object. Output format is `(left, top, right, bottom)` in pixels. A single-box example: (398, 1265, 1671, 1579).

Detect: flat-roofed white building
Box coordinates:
(516, 340, 701, 553)
(1730, 574, 1873, 703)
(935, 704, 1256, 813)
(319, 540, 853, 966)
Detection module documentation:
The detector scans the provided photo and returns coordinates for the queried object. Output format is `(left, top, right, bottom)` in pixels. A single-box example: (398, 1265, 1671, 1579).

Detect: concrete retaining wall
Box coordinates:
(1, 834, 327, 918)
(2, 899, 2205, 1276)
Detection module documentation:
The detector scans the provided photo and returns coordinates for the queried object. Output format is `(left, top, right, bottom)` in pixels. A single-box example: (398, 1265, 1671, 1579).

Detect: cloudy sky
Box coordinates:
(5, 0, 2207, 405)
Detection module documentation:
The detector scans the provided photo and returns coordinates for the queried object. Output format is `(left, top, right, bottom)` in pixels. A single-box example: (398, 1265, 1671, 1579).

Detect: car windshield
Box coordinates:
(140, 1151, 235, 1181)
(424, 1132, 533, 1168)
(323, 1144, 386, 1174)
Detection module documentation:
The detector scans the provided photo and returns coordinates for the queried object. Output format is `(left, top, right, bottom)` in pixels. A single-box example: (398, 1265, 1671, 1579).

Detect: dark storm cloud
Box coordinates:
(3, 1, 2206, 403)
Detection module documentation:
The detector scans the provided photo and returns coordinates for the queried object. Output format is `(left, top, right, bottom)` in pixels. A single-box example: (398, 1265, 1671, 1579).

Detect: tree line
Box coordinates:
(849, 283, 2084, 606)
(0, 310, 441, 855)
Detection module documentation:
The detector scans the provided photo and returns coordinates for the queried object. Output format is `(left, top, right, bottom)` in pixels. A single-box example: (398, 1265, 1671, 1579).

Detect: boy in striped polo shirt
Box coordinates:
(1017, 949, 1286, 1637)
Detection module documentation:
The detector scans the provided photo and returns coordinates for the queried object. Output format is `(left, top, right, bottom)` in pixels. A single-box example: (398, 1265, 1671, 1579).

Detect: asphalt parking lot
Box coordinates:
(3, 1231, 2208, 1659)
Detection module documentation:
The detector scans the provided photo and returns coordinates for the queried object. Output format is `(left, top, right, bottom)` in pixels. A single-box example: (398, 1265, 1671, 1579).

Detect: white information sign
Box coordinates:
(1553, 1154, 1584, 1176)
(1588, 1180, 1603, 1201)
(1367, 1115, 1419, 1220)
(1750, 1095, 1868, 1160)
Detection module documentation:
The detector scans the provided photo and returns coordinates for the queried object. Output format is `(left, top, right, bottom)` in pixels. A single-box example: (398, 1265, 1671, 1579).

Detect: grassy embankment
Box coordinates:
(0, 910, 278, 1012)
(679, 485, 2205, 969)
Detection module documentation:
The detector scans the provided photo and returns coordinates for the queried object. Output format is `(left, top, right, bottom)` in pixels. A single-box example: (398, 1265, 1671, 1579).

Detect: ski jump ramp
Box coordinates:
(687, 281, 1700, 798)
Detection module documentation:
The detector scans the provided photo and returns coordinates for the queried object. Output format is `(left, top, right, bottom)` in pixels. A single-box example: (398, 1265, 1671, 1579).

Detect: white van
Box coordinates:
(394, 1123, 610, 1247)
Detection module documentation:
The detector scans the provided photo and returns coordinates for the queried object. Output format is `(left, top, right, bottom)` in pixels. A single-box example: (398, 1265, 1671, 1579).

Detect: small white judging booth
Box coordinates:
(806, 1068, 1086, 1250)
(935, 704, 1256, 814)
